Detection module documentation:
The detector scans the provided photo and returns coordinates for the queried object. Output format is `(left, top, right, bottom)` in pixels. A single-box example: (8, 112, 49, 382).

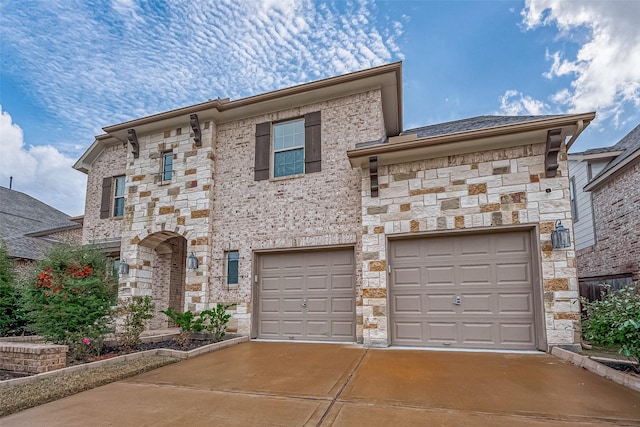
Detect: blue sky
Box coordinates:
(1, 0, 639, 216)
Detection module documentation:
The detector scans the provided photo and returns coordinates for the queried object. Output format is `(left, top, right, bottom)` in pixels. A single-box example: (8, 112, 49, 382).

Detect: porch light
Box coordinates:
(118, 259, 130, 275)
(551, 220, 571, 249)
(186, 252, 199, 270)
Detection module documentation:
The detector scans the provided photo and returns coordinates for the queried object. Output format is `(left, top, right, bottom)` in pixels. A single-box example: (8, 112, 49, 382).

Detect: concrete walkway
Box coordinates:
(3, 342, 640, 426)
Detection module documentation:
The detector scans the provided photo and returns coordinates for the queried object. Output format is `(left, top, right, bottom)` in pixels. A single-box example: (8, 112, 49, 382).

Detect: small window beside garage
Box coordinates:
(225, 250, 239, 286)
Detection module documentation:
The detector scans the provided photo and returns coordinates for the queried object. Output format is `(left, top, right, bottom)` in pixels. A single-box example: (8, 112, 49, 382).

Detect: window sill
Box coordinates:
(270, 173, 305, 182)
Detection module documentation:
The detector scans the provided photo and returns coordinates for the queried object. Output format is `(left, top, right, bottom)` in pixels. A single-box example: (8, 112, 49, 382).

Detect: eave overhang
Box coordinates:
(348, 112, 595, 168)
(584, 148, 640, 192)
(567, 151, 622, 161)
(104, 62, 402, 142)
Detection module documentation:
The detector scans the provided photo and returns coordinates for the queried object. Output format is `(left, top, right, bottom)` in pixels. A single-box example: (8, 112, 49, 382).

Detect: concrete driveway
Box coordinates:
(3, 342, 640, 426)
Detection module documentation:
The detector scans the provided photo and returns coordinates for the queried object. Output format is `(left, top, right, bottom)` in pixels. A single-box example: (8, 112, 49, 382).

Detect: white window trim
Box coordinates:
(271, 118, 305, 179)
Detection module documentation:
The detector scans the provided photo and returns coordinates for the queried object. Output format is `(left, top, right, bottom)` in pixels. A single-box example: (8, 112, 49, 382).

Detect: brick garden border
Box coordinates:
(0, 335, 248, 389)
(552, 347, 640, 392)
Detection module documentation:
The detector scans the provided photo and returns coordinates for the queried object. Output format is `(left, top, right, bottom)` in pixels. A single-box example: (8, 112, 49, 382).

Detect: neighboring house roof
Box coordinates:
(584, 123, 640, 191)
(0, 186, 81, 260)
(349, 113, 595, 167)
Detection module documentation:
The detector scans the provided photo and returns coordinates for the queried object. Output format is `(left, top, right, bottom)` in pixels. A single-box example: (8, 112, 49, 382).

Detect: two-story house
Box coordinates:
(74, 62, 594, 351)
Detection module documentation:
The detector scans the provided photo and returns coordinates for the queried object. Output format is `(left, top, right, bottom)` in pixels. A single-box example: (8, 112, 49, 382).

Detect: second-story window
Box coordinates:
(113, 176, 125, 217)
(162, 152, 173, 181)
(273, 119, 305, 178)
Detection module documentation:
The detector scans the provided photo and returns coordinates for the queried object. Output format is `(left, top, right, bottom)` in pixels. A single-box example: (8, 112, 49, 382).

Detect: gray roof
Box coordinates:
(401, 115, 563, 138)
(0, 187, 80, 260)
(589, 123, 640, 184)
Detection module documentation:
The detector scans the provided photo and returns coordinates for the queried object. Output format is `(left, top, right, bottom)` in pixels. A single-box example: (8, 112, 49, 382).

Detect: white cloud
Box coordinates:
(0, 106, 86, 216)
(522, 0, 640, 123)
(499, 90, 548, 116)
(0, 0, 404, 143)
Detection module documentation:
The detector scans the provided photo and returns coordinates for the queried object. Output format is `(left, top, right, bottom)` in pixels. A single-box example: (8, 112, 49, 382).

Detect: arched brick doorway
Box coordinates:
(138, 232, 187, 329)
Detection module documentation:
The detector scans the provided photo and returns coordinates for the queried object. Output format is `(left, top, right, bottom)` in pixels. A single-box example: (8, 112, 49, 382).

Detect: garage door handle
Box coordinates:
(301, 299, 307, 308)
(454, 296, 461, 305)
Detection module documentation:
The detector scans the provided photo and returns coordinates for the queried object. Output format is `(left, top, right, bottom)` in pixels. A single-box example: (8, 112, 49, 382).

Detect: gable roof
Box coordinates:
(584, 123, 640, 191)
(0, 186, 81, 260)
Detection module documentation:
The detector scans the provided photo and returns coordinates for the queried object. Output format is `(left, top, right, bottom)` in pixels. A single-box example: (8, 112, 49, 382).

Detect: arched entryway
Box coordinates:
(137, 231, 187, 329)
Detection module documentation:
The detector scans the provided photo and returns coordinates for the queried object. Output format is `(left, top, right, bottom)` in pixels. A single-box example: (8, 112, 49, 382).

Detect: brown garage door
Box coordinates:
(257, 248, 356, 341)
(390, 231, 537, 350)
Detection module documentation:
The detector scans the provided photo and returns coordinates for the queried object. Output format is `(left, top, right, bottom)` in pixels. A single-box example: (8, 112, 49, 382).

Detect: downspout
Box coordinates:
(565, 119, 584, 150)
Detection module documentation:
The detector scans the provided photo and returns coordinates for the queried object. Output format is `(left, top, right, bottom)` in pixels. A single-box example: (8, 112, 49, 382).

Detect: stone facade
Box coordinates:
(577, 160, 640, 281)
(82, 143, 127, 244)
(113, 90, 384, 338)
(359, 143, 581, 348)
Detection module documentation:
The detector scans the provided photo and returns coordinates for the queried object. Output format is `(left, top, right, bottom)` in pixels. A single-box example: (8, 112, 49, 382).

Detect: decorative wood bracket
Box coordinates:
(545, 128, 563, 178)
(369, 156, 379, 197)
(190, 114, 202, 147)
(127, 129, 139, 159)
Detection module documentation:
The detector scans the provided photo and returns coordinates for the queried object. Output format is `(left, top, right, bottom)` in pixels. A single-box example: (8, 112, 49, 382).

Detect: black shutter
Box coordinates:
(255, 122, 271, 181)
(304, 111, 321, 173)
(100, 177, 112, 219)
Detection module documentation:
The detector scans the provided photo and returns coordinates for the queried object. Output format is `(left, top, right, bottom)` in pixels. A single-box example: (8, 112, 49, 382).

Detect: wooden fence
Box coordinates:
(579, 275, 634, 302)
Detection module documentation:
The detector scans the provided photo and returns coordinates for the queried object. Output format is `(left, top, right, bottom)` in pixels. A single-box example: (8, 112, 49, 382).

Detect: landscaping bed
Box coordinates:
(0, 335, 247, 417)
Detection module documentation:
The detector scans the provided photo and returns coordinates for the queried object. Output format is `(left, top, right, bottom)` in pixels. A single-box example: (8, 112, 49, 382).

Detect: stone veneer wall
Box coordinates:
(118, 90, 384, 339)
(119, 120, 216, 311)
(210, 90, 384, 337)
(82, 143, 127, 244)
(577, 160, 640, 281)
(360, 142, 581, 348)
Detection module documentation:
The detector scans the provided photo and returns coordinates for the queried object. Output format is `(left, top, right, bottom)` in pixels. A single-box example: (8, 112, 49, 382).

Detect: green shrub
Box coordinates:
(162, 303, 236, 346)
(201, 303, 236, 342)
(22, 245, 117, 361)
(582, 282, 640, 369)
(0, 245, 29, 336)
(116, 296, 155, 349)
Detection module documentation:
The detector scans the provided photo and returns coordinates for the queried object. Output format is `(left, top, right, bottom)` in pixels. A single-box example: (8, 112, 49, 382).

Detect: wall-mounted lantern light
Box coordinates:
(186, 252, 199, 270)
(551, 220, 571, 249)
(118, 258, 130, 275)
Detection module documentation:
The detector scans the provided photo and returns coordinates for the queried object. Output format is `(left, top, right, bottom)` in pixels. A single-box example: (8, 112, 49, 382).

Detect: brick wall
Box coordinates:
(360, 143, 580, 348)
(577, 160, 640, 280)
(0, 343, 67, 374)
(82, 144, 126, 244)
(116, 90, 384, 338)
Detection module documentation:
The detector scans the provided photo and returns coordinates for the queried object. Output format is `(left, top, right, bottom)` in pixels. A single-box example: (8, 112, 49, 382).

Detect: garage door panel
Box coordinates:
(499, 323, 535, 346)
(332, 297, 354, 313)
(496, 263, 530, 284)
(394, 294, 423, 313)
(498, 293, 533, 314)
(332, 321, 355, 338)
(306, 275, 329, 291)
(282, 298, 304, 313)
(459, 264, 492, 285)
(257, 248, 356, 342)
(394, 322, 423, 342)
(306, 298, 328, 313)
(261, 277, 282, 292)
(425, 266, 456, 284)
(460, 294, 493, 313)
(427, 322, 457, 342)
(260, 298, 280, 313)
(393, 267, 421, 286)
(331, 274, 353, 290)
(461, 323, 494, 344)
(426, 294, 457, 313)
(391, 231, 537, 350)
